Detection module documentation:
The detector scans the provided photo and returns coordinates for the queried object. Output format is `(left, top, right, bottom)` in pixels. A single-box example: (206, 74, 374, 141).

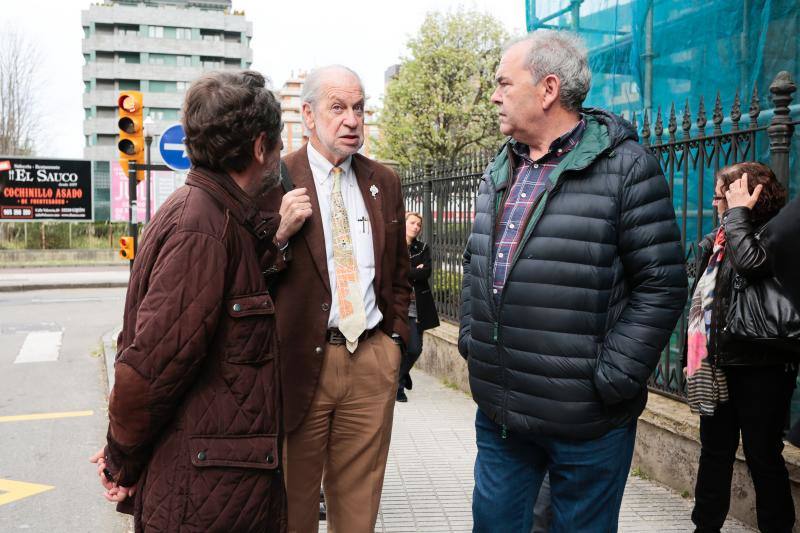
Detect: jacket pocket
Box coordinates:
(223, 292, 276, 365)
(188, 433, 279, 470)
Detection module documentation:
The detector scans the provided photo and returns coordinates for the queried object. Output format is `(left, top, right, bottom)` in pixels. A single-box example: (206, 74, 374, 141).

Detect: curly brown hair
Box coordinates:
(715, 161, 787, 222)
(182, 70, 282, 173)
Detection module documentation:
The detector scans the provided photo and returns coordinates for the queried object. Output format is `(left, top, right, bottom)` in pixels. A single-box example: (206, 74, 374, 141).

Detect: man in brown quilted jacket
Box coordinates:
(89, 70, 312, 532)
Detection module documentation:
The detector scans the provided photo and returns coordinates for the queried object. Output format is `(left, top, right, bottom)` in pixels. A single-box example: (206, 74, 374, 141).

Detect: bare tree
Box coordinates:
(0, 29, 40, 156)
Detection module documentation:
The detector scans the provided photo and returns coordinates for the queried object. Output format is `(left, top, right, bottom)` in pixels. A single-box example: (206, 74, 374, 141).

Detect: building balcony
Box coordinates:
(84, 143, 169, 166)
(84, 145, 117, 163)
(84, 63, 206, 82)
(84, 118, 119, 136)
(83, 34, 251, 61)
(82, 5, 252, 34)
(84, 91, 185, 109)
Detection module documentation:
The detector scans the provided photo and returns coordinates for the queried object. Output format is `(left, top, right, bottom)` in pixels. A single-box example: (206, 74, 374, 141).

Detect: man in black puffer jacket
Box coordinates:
(459, 31, 688, 532)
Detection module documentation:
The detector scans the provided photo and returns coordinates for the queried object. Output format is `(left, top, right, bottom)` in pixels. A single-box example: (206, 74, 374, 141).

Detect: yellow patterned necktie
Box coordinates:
(331, 167, 367, 353)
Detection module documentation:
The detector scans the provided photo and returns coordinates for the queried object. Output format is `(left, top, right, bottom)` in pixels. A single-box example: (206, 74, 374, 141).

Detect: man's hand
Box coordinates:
(103, 485, 135, 503)
(725, 174, 763, 210)
(275, 187, 312, 245)
(90, 447, 135, 503)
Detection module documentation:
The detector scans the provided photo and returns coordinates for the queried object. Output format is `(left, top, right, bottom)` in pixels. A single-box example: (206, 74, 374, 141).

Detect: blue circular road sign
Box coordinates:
(159, 123, 191, 171)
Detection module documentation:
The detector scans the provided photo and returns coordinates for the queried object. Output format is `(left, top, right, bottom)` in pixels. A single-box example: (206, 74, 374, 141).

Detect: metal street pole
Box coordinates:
(145, 134, 153, 223)
(128, 163, 138, 272)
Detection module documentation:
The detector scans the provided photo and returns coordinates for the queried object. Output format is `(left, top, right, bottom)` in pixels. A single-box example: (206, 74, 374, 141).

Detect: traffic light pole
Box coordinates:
(145, 134, 153, 223)
(127, 164, 138, 272)
(124, 161, 176, 270)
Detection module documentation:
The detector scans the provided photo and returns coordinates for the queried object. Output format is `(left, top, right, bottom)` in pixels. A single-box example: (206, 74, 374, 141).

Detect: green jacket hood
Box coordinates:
(487, 108, 638, 189)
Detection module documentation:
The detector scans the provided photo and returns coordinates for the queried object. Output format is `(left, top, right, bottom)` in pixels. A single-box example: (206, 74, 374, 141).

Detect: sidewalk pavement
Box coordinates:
(74, 274, 755, 532)
(320, 370, 755, 533)
(0, 266, 129, 292)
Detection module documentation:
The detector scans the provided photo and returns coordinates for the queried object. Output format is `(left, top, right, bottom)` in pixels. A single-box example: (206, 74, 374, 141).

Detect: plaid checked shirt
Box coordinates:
(492, 118, 586, 293)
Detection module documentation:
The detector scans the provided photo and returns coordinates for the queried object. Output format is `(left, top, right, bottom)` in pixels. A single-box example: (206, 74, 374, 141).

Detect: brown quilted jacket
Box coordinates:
(104, 168, 286, 532)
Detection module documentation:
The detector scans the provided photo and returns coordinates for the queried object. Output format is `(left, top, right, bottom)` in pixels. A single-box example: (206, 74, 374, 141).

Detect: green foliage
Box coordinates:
(377, 11, 509, 166)
(432, 269, 463, 299)
(0, 221, 129, 250)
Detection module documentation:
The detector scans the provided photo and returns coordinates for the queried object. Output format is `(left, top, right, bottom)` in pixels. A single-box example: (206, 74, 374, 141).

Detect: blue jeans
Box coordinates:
(473, 408, 636, 533)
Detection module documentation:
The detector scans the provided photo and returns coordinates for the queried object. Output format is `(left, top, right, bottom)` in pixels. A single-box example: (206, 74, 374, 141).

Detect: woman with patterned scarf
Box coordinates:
(684, 162, 797, 533)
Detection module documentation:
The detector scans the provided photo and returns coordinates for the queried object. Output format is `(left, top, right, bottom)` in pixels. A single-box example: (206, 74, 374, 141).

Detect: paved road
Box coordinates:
(0, 288, 129, 532)
(0, 266, 129, 292)
(0, 284, 756, 532)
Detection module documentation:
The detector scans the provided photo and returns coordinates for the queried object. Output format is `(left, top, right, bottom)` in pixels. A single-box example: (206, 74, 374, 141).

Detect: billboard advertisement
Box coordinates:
(0, 157, 93, 221)
(110, 161, 184, 222)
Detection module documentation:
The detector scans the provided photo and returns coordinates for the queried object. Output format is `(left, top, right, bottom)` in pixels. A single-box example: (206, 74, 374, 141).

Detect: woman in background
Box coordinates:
(398, 212, 439, 402)
(685, 162, 797, 533)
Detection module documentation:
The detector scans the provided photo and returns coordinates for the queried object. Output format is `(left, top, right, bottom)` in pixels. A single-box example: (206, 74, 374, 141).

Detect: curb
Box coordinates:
(0, 282, 129, 293)
(101, 326, 122, 392)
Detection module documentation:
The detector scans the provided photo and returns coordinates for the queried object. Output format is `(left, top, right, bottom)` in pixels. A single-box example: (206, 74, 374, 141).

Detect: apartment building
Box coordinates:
(81, 0, 252, 217)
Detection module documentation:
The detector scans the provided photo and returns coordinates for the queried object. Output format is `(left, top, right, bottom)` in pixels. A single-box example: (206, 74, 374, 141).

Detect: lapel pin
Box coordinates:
(369, 184, 379, 198)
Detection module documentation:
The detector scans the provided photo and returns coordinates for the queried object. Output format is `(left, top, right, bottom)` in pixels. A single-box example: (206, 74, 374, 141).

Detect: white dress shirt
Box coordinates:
(307, 142, 382, 330)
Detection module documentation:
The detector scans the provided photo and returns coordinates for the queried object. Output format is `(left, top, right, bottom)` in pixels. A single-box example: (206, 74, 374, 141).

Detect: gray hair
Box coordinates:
(300, 65, 365, 108)
(509, 30, 591, 112)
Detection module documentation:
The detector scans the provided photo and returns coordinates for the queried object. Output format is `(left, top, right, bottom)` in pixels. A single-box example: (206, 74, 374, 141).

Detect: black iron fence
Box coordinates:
(400, 71, 798, 401)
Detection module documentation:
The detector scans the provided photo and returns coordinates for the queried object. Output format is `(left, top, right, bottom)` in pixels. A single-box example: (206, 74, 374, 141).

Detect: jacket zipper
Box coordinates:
(486, 151, 510, 439)
(486, 143, 611, 440)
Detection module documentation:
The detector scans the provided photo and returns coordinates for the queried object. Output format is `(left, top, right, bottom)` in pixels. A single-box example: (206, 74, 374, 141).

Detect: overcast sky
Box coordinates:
(1, 0, 526, 159)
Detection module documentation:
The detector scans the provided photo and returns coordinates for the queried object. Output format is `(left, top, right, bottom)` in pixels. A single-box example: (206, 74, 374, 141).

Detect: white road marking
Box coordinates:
(30, 297, 105, 304)
(14, 331, 63, 363)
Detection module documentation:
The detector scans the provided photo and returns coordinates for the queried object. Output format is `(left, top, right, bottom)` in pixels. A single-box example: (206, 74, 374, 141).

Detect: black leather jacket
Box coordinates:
(690, 206, 795, 366)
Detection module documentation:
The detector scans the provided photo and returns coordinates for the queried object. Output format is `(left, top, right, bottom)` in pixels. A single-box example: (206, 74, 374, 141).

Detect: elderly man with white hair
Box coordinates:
(261, 65, 410, 533)
(458, 31, 688, 531)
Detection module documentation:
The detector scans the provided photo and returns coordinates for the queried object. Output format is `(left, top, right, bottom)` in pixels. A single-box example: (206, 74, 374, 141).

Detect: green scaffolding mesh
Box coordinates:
(526, 0, 800, 418)
(526, 0, 799, 125)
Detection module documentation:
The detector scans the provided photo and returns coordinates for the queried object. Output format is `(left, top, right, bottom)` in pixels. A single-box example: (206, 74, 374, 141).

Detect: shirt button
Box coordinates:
(321, 303, 330, 312)
(498, 253, 504, 258)
(521, 193, 527, 198)
(492, 288, 498, 294)
(315, 346, 323, 355)
(557, 148, 563, 153)
(509, 223, 515, 229)
(533, 164, 539, 169)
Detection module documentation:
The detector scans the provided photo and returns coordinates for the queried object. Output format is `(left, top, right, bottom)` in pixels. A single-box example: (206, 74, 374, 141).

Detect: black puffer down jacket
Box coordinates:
(458, 109, 688, 440)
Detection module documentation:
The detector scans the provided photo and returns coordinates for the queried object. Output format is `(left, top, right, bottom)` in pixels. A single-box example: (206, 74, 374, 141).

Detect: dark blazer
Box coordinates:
(260, 145, 411, 433)
(408, 238, 440, 330)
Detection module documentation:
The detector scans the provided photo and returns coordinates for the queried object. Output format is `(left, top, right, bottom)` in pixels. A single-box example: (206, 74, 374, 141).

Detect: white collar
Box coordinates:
(307, 142, 353, 186)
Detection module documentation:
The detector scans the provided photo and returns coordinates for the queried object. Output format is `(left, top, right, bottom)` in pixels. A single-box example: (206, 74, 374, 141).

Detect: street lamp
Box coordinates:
(143, 115, 155, 223)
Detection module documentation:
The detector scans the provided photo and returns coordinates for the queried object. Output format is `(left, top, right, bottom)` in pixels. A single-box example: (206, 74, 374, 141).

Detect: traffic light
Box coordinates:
(119, 236, 135, 261)
(117, 91, 144, 181)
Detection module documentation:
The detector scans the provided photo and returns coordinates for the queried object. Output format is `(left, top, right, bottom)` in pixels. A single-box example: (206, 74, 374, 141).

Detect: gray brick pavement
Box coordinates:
(321, 370, 754, 532)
